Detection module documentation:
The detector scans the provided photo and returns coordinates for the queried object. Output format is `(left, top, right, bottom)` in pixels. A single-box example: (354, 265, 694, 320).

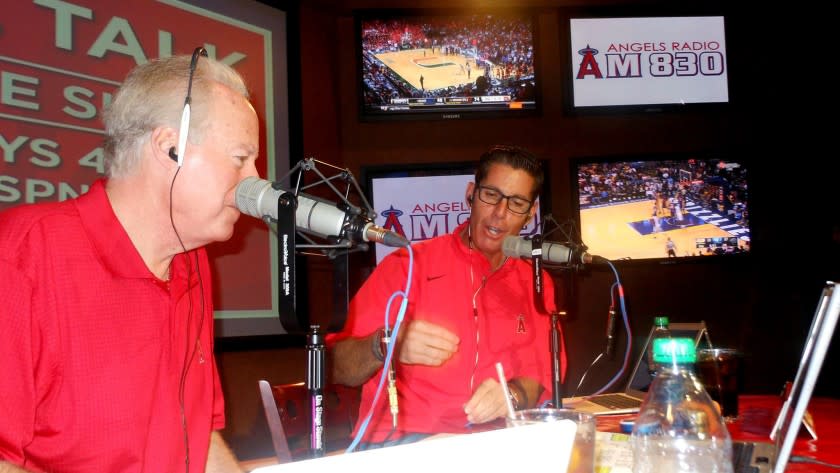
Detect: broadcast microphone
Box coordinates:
(502, 235, 595, 265)
(235, 176, 409, 248)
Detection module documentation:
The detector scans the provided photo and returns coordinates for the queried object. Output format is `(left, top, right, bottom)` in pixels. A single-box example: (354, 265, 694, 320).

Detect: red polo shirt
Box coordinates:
(0, 180, 224, 472)
(329, 221, 565, 443)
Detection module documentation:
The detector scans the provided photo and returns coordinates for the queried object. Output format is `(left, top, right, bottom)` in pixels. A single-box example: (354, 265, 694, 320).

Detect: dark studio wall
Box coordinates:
(285, 0, 837, 394)
(222, 0, 836, 460)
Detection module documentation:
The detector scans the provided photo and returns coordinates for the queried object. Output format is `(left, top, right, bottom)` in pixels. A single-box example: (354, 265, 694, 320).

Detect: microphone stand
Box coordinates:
(306, 326, 326, 458)
(272, 157, 374, 333)
(270, 158, 373, 457)
(549, 311, 565, 408)
(275, 196, 325, 455)
(529, 235, 565, 408)
(275, 191, 306, 333)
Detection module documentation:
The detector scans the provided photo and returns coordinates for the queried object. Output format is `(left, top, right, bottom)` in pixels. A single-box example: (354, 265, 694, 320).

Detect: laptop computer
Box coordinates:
(730, 280, 839, 473)
(564, 321, 710, 415)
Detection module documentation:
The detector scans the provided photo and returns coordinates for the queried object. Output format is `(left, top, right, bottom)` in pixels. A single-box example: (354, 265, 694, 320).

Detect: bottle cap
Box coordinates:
(652, 337, 696, 363)
(654, 316, 669, 327)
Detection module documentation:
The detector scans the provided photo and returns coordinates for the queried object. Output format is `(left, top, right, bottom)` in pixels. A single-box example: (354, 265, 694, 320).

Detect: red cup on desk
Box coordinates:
(696, 348, 743, 422)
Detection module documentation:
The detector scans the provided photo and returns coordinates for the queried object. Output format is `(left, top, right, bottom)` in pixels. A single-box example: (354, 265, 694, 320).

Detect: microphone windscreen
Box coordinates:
(502, 235, 526, 258)
(235, 176, 273, 218)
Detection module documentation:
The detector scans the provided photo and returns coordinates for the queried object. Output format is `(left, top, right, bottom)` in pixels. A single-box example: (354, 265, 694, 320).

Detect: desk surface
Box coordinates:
(243, 395, 840, 473)
(597, 395, 840, 473)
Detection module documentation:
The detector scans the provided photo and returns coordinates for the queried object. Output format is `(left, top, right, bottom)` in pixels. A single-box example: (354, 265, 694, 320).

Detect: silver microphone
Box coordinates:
(502, 235, 594, 265)
(235, 176, 409, 248)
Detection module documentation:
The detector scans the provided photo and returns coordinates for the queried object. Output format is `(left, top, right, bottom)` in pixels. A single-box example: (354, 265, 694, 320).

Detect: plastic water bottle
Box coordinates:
(647, 316, 671, 378)
(631, 337, 733, 473)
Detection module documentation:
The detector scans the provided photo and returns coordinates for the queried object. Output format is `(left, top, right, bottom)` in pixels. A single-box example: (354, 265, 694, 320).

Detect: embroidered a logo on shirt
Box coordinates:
(516, 314, 526, 334)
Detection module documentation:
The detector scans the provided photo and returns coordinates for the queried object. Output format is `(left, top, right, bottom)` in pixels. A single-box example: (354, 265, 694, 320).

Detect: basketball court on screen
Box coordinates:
(581, 200, 739, 260)
(374, 48, 501, 91)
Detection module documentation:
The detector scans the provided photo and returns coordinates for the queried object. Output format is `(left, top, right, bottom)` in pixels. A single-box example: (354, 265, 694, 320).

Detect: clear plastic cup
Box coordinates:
(506, 408, 595, 473)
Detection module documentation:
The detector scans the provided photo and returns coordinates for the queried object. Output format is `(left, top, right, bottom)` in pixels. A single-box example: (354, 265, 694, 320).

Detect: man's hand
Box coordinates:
(332, 320, 458, 387)
(464, 378, 508, 424)
(205, 431, 243, 473)
(0, 461, 33, 473)
(397, 320, 459, 366)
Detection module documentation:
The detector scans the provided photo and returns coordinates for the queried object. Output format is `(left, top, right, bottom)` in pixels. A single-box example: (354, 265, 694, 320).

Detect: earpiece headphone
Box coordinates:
(169, 47, 208, 167)
(168, 47, 210, 473)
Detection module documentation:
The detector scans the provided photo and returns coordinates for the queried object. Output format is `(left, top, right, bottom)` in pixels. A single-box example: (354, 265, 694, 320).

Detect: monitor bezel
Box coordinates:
(569, 151, 752, 266)
(361, 160, 553, 217)
(354, 8, 543, 122)
(361, 159, 553, 264)
(560, 5, 733, 116)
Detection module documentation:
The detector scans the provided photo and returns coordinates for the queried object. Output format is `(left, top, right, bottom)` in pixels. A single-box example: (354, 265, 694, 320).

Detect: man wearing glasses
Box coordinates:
(330, 145, 561, 448)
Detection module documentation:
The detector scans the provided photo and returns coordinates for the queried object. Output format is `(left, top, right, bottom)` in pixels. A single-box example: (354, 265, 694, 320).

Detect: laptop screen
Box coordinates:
(770, 281, 839, 473)
(625, 322, 710, 393)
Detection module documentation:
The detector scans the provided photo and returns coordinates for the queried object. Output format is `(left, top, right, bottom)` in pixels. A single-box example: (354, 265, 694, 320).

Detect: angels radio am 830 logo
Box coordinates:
(575, 41, 725, 80)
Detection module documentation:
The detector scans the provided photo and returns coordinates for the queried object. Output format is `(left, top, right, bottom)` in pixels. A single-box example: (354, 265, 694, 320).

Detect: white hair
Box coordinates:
(102, 54, 250, 178)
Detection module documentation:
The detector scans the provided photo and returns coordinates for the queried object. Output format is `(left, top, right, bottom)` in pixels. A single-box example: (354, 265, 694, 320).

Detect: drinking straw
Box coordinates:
(496, 362, 516, 418)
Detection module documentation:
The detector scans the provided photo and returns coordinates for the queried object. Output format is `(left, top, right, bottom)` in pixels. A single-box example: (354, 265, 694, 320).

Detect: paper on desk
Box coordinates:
(595, 431, 633, 473)
(252, 420, 577, 473)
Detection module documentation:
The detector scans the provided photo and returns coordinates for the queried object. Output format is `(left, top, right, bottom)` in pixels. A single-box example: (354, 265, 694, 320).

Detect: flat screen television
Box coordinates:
(361, 162, 546, 264)
(571, 153, 750, 263)
(356, 9, 540, 121)
(563, 10, 729, 114)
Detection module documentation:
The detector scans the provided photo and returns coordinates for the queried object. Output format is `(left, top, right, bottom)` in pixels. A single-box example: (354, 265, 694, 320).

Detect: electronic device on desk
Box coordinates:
(564, 321, 709, 415)
(725, 281, 839, 473)
(594, 283, 839, 473)
(779, 381, 818, 441)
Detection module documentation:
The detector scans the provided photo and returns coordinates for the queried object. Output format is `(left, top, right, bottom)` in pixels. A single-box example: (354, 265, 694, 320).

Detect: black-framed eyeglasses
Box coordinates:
(475, 185, 533, 214)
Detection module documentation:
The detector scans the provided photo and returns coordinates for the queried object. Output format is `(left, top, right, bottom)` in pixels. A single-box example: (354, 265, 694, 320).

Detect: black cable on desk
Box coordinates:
(789, 455, 840, 469)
